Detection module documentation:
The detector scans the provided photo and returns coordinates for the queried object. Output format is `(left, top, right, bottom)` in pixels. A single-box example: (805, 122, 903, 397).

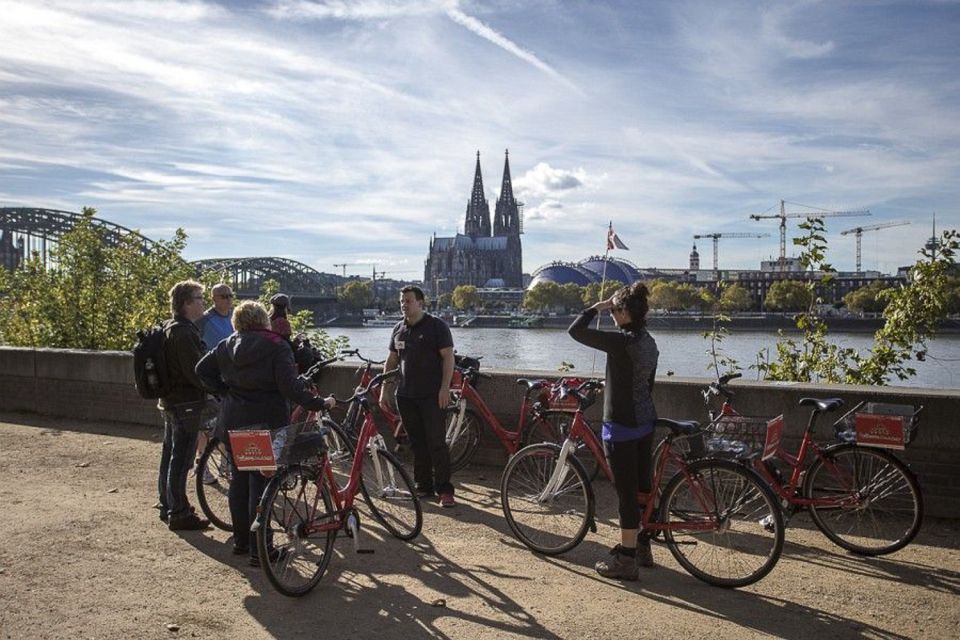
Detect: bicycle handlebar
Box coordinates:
(299, 354, 344, 383)
(339, 349, 385, 366)
(329, 368, 399, 406)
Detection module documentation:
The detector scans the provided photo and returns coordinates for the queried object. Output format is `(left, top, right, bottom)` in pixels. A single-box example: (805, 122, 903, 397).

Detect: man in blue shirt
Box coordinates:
(200, 284, 234, 348)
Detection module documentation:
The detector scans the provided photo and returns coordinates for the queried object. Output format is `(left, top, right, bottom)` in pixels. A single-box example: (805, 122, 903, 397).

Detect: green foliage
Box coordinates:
(337, 280, 374, 310)
(719, 282, 754, 312)
(764, 280, 813, 311)
(648, 279, 709, 311)
(756, 218, 959, 385)
(0, 207, 194, 350)
(451, 285, 481, 311)
(523, 281, 585, 312)
(581, 281, 622, 306)
(843, 280, 893, 313)
(557, 360, 575, 373)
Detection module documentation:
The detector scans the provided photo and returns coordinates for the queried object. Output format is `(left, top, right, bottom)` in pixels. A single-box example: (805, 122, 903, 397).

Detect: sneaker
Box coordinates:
(250, 547, 286, 567)
(595, 544, 639, 580)
(168, 513, 211, 531)
(201, 467, 218, 485)
(438, 492, 456, 508)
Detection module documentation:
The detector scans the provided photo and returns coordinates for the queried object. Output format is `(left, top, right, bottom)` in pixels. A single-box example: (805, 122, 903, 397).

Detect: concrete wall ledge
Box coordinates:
(1, 346, 957, 518)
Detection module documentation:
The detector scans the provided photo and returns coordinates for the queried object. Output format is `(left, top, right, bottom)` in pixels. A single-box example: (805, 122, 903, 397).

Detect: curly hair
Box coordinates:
(612, 281, 650, 326)
(232, 300, 271, 332)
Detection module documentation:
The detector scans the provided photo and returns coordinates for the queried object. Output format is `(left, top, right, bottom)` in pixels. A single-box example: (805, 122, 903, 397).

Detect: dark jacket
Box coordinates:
(158, 316, 207, 411)
(568, 308, 658, 427)
(195, 329, 326, 437)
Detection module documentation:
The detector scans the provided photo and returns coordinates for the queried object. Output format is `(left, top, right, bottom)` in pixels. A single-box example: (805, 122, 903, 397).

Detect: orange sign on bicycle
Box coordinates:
(228, 430, 277, 471)
(762, 416, 784, 461)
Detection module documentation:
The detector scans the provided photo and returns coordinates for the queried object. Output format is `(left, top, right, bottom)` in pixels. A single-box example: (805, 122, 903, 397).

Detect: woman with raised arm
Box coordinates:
(568, 281, 658, 580)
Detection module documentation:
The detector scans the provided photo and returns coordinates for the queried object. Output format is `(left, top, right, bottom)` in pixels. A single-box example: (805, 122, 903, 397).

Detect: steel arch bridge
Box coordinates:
(192, 257, 340, 298)
(0, 207, 155, 267)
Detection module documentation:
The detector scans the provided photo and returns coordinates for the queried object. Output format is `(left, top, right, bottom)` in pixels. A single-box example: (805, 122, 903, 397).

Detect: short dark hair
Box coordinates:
(400, 285, 425, 302)
(168, 280, 204, 316)
(612, 281, 650, 325)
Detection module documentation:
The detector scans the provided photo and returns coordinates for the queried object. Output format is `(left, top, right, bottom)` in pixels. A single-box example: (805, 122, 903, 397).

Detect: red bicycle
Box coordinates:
(253, 368, 422, 597)
(700, 373, 924, 556)
(501, 378, 785, 588)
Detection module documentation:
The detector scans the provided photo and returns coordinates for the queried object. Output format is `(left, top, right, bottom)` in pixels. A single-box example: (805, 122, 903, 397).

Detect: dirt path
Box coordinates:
(1, 413, 958, 640)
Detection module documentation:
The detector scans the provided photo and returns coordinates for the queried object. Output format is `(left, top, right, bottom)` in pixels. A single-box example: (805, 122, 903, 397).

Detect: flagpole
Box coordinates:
(591, 222, 613, 375)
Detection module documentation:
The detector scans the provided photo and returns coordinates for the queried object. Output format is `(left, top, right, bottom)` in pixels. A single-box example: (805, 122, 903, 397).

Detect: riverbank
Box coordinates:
(323, 313, 960, 333)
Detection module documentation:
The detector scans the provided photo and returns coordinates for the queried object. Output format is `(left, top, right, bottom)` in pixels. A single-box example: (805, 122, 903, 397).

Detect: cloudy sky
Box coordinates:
(1, 0, 958, 278)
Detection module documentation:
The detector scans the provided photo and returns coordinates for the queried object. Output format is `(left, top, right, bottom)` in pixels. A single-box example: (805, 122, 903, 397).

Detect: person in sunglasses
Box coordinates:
(199, 283, 235, 349)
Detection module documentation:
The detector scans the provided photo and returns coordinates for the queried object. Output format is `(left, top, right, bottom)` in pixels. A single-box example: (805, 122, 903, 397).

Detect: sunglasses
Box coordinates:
(216, 294, 234, 299)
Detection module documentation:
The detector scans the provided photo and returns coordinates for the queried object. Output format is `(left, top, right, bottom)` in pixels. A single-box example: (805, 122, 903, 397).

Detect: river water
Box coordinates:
(318, 326, 960, 390)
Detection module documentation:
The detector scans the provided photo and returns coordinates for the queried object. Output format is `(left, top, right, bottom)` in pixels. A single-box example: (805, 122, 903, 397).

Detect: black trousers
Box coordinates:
(396, 395, 453, 494)
(603, 435, 653, 530)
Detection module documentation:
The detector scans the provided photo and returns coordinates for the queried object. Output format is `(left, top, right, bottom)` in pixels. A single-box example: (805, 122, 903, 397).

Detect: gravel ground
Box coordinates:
(1, 412, 958, 640)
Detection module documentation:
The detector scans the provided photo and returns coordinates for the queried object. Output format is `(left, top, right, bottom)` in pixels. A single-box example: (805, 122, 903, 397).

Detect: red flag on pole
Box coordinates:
(607, 224, 629, 250)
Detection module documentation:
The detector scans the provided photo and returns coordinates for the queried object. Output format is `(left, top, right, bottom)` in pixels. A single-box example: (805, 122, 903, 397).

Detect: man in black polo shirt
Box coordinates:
(379, 285, 457, 507)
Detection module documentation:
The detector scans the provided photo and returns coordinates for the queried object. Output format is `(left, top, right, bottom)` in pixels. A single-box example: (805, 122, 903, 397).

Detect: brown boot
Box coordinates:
(595, 544, 639, 580)
(636, 538, 655, 568)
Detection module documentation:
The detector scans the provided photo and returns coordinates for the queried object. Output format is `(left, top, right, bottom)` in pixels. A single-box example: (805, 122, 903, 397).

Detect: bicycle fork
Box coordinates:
(537, 439, 577, 502)
(445, 396, 467, 447)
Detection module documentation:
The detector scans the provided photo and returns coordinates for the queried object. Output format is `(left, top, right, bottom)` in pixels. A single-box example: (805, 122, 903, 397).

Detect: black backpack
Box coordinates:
(133, 322, 174, 399)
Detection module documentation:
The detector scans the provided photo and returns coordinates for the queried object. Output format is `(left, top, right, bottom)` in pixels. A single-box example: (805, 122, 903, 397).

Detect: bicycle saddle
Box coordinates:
(799, 397, 844, 412)
(516, 378, 548, 389)
(655, 418, 700, 435)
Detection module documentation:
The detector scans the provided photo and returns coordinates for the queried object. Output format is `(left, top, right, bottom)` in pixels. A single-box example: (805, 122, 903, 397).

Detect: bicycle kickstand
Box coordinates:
(346, 511, 374, 554)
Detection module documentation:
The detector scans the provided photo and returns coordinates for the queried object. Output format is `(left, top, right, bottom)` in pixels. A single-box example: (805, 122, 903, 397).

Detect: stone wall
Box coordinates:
(1, 346, 957, 518)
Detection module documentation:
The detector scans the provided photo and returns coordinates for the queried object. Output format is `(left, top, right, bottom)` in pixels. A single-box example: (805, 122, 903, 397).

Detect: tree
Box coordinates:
(844, 280, 893, 313)
(581, 281, 621, 306)
(764, 280, 812, 312)
(338, 280, 374, 310)
(756, 217, 960, 385)
(451, 285, 481, 311)
(560, 283, 584, 311)
(719, 283, 754, 312)
(0, 207, 194, 350)
(648, 280, 708, 311)
(523, 282, 563, 311)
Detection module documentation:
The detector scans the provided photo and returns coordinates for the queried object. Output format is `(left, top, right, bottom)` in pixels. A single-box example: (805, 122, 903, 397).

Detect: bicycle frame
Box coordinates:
(713, 400, 863, 511)
(444, 376, 539, 455)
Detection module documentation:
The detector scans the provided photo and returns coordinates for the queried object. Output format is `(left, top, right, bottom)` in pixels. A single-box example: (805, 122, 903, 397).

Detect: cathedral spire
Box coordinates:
(464, 150, 491, 238)
(494, 148, 520, 236)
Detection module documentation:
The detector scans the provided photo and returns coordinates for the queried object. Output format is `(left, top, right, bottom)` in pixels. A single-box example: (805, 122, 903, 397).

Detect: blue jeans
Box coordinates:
(158, 410, 199, 519)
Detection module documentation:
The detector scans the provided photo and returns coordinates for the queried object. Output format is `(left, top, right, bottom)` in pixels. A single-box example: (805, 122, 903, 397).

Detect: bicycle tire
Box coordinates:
(500, 442, 594, 556)
(319, 417, 354, 479)
(651, 437, 682, 500)
(195, 438, 233, 532)
(359, 447, 423, 541)
(659, 458, 784, 588)
(445, 406, 482, 471)
(257, 464, 337, 597)
(803, 444, 923, 556)
(520, 410, 601, 482)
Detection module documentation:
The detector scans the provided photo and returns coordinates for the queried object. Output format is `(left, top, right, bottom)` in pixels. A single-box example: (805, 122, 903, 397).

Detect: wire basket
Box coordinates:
(835, 402, 919, 450)
(704, 414, 784, 461)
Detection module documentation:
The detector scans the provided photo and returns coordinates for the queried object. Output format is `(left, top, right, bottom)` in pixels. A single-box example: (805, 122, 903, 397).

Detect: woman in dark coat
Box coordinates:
(568, 281, 658, 580)
(196, 300, 333, 565)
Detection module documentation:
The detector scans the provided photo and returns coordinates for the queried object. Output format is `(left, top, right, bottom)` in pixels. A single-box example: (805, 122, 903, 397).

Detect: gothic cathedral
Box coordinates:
(424, 150, 523, 295)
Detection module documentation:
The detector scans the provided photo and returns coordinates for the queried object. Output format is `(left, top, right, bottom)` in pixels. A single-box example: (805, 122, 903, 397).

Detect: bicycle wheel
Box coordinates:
(445, 406, 481, 471)
(804, 444, 923, 556)
(359, 447, 423, 541)
(195, 438, 233, 531)
(659, 458, 784, 588)
(320, 417, 354, 482)
(651, 437, 682, 500)
(500, 443, 594, 555)
(257, 465, 337, 597)
(521, 411, 601, 482)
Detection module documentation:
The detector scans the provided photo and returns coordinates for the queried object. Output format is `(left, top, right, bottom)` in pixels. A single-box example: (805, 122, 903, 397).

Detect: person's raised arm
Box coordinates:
(568, 296, 620, 353)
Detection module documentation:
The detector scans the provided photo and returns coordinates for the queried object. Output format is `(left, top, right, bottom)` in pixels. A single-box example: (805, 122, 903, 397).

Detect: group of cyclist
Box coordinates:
(156, 276, 659, 581)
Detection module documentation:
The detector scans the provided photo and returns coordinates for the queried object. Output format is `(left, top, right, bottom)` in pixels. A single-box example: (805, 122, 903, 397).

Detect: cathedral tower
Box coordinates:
(494, 149, 521, 236)
(463, 151, 491, 238)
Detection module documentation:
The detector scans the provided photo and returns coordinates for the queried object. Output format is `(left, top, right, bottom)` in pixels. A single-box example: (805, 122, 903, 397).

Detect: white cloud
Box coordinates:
(513, 163, 594, 198)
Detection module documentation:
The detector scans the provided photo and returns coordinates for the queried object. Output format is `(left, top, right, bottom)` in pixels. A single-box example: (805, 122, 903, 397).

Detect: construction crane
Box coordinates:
(750, 200, 870, 270)
(332, 263, 354, 278)
(692, 232, 769, 273)
(840, 220, 911, 273)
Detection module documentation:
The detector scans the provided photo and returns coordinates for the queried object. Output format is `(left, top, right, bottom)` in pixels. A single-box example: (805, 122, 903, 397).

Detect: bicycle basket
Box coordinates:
(705, 414, 784, 461)
(273, 420, 329, 466)
(837, 403, 917, 450)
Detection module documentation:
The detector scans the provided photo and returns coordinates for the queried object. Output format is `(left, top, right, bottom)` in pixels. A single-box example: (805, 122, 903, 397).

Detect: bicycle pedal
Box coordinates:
(356, 549, 375, 555)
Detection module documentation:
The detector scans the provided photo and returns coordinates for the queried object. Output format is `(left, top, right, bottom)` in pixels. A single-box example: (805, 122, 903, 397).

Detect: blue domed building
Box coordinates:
(528, 256, 643, 289)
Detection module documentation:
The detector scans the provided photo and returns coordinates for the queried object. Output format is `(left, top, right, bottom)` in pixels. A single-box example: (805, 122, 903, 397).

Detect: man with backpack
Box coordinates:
(156, 280, 210, 530)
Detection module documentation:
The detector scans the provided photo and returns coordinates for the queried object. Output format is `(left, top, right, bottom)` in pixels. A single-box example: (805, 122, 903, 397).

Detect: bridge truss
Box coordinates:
(191, 257, 341, 298)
